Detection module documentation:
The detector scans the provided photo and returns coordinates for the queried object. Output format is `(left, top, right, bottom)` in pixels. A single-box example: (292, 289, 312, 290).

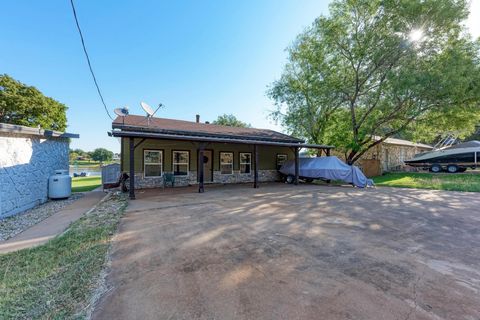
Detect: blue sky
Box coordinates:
(1, 1, 478, 153)
(0, 0, 331, 152)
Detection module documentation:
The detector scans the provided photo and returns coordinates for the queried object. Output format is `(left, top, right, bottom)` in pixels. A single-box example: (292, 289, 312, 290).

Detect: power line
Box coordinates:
(69, 0, 114, 120)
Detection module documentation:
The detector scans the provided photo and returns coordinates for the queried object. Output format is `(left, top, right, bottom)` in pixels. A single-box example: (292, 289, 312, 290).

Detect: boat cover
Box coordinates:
(279, 156, 374, 188)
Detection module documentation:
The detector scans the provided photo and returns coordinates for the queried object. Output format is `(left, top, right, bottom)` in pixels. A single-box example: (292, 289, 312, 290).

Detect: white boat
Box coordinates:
(404, 141, 480, 173)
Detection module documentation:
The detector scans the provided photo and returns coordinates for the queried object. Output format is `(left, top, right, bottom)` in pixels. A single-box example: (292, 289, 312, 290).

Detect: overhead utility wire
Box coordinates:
(69, 0, 114, 120)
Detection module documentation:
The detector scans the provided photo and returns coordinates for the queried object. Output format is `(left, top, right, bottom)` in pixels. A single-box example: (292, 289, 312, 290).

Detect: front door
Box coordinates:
(202, 150, 213, 182)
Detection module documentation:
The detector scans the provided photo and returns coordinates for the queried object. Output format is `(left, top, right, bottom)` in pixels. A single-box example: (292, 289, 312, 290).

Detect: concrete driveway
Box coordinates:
(93, 184, 480, 320)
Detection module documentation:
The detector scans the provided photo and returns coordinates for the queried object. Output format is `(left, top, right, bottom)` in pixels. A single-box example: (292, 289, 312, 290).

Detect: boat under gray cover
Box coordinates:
(279, 156, 374, 188)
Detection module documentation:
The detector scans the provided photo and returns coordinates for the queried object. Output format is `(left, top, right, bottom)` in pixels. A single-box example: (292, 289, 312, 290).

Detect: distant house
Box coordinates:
(110, 115, 333, 199)
(355, 137, 433, 176)
(0, 123, 79, 217)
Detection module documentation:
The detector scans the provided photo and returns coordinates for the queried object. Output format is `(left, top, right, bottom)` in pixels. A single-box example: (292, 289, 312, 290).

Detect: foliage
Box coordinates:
(0, 74, 67, 131)
(212, 114, 251, 127)
(269, 0, 480, 164)
(72, 176, 102, 192)
(373, 172, 480, 192)
(90, 148, 113, 163)
(69, 151, 79, 162)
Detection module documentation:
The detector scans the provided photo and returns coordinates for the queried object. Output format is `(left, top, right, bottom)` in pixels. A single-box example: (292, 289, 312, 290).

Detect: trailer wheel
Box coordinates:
(458, 167, 467, 173)
(446, 165, 459, 173)
(286, 175, 295, 184)
(430, 164, 442, 173)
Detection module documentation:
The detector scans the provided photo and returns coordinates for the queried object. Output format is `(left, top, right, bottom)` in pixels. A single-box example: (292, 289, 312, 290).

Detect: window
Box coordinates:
(144, 150, 162, 177)
(239, 152, 251, 174)
(173, 151, 189, 175)
(220, 152, 233, 174)
(276, 154, 287, 170)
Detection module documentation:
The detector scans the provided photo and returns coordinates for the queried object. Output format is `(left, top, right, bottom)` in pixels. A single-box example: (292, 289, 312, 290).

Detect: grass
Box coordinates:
(373, 172, 480, 192)
(0, 193, 128, 319)
(72, 176, 102, 193)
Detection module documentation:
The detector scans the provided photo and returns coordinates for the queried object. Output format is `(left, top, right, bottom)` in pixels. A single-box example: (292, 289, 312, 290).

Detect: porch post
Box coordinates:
(253, 144, 259, 188)
(198, 146, 205, 193)
(294, 147, 299, 185)
(129, 137, 135, 199)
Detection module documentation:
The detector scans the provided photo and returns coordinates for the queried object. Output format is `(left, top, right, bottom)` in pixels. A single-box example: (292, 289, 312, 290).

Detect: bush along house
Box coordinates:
(110, 114, 333, 199)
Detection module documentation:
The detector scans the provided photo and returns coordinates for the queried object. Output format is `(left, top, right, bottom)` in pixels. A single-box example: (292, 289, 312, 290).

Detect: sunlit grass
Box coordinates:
(72, 176, 102, 193)
(373, 172, 480, 192)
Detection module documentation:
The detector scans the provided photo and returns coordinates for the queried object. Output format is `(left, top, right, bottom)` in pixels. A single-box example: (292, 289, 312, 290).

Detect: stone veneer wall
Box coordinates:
(132, 170, 281, 189)
(0, 132, 69, 218)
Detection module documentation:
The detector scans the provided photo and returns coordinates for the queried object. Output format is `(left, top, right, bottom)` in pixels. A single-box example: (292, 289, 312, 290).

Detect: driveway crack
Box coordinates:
(403, 265, 426, 320)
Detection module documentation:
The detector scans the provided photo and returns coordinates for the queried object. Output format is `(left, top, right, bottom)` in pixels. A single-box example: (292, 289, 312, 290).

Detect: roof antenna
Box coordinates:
(140, 102, 163, 126)
(114, 106, 129, 124)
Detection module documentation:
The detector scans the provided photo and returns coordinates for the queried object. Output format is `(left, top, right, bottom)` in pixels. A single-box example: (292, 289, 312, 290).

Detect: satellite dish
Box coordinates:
(113, 107, 129, 124)
(114, 107, 129, 117)
(140, 101, 163, 125)
(140, 102, 155, 117)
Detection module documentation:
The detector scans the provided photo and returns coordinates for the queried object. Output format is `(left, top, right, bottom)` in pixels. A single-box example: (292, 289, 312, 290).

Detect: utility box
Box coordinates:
(102, 163, 121, 187)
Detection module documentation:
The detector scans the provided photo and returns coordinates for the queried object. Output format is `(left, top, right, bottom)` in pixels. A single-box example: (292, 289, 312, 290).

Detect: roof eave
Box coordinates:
(112, 123, 304, 144)
(110, 130, 333, 149)
(0, 123, 79, 139)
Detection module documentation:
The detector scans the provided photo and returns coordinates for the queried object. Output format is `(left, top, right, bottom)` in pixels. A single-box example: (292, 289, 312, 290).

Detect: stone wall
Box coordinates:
(131, 170, 281, 189)
(332, 143, 431, 175)
(0, 132, 69, 218)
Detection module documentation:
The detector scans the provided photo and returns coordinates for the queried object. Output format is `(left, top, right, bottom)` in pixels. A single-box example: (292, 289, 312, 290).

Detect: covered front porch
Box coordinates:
(119, 135, 333, 199)
(110, 114, 333, 199)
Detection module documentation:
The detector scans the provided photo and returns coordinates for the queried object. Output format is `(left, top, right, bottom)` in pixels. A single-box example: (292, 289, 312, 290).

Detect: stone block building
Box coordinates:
(0, 123, 78, 217)
(336, 137, 433, 176)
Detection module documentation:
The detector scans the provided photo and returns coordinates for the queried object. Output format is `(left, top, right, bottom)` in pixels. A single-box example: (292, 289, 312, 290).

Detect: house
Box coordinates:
(0, 123, 79, 217)
(355, 137, 433, 176)
(110, 115, 333, 199)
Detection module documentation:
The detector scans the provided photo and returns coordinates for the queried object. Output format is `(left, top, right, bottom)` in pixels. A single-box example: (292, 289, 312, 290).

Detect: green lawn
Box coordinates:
(373, 172, 480, 192)
(72, 176, 102, 192)
(0, 194, 127, 319)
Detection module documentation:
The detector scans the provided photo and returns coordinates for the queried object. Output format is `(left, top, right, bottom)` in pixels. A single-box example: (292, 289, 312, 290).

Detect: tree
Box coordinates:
(90, 148, 113, 163)
(269, 0, 480, 164)
(69, 151, 79, 162)
(0, 74, 67, 131)
(212, 114, 251, 128)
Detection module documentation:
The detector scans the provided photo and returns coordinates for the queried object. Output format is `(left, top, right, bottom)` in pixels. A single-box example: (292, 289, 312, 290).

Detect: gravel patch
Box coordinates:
(0, 193, 85, 241)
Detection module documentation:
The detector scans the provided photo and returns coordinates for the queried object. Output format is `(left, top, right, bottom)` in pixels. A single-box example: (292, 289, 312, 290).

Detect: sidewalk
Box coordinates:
(0, 190, 106, 254)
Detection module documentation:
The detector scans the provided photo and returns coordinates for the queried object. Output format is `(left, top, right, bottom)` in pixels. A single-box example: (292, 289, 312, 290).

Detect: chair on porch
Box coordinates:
(163, 172, 175, 188)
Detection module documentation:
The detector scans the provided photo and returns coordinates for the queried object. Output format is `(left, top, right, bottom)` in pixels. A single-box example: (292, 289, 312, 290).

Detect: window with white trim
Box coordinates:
(173, 151, 189, 176)
(239, 152, 251, 174)
(220, 152, 233, 174)
(276, 154, 287, 170)
(144, 150, 162, 177)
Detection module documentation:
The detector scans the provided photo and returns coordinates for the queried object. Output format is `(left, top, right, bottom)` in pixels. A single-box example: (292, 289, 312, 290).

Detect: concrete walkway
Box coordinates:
(0, 190, 106, 254)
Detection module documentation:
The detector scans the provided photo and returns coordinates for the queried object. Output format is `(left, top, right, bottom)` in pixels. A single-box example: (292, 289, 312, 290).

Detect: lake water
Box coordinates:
(69, 166, 101, 177)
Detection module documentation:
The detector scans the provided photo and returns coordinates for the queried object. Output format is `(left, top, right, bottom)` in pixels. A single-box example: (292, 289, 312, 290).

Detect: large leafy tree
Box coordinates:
(269, 0, 480, 164)
(0, 74, 67, 131)
(212, 114, 251, 128)
(91, 148, 113, 163)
